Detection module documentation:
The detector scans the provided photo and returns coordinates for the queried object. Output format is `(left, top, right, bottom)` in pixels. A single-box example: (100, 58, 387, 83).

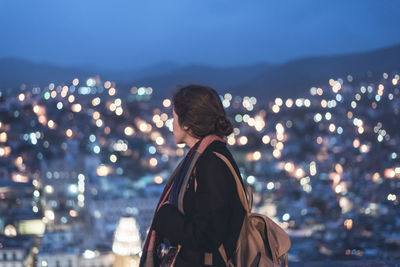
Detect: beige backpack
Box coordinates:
(212, 151, 291, 267)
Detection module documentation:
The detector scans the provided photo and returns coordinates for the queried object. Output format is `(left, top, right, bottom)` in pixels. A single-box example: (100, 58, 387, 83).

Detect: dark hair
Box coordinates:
(172, 84, 233, 138)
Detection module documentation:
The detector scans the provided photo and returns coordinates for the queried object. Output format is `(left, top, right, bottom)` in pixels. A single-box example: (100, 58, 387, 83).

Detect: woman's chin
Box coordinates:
(174, 138, 181, 146)
(175, 140, 185, 146)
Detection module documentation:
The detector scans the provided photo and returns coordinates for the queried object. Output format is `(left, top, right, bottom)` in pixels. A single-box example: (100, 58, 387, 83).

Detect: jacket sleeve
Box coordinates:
(154, 151, 233, 251)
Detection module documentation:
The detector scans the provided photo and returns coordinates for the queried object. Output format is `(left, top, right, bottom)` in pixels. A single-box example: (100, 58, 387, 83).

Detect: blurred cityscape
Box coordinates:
(0, 71, 399, 267)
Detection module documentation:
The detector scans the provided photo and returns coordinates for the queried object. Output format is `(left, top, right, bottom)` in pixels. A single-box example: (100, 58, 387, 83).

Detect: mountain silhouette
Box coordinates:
(1, 43, 399, 101)
(232, 43, 400, 99)
(131, 62, 272, 99)
(0, 58, 93, 89)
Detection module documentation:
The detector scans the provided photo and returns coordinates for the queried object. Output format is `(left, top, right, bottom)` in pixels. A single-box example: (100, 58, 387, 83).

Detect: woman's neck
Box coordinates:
(185, 135, 201, 148)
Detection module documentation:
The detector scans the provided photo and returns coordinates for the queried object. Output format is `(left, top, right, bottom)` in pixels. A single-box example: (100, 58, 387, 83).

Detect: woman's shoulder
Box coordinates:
(194, 141, 237, 194)
(194, 140, 244, 205)
(196, 140, 239, 178)
(198, 140, 230, 163)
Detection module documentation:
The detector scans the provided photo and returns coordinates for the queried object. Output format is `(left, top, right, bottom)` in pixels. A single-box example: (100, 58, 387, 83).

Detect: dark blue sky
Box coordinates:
(1, 0, 399, 70)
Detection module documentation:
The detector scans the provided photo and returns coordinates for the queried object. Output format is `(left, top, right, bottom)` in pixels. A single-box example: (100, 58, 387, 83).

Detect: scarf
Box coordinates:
(169, 139, 201, 207)
(140, 134, 226, 267)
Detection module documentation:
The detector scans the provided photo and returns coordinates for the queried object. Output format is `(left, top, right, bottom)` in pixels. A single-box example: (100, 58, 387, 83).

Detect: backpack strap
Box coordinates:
(193, 152, 251, 212)
(203, 244, 229, 266)
(211, 151, 251, 267)
(193, 166, 198, 192)
(201, 151, 289, 267)
(246, 184, 253, 211)
(284, 252, 289, 267)
(218, 244, 229, 266)
(196, 151, 252, 266)
(204, 252, 213, 265)
(212, 151, 250, 213)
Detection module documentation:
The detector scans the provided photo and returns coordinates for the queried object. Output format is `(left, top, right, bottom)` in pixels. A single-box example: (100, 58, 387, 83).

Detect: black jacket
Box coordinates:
(154, 140, 246, 266)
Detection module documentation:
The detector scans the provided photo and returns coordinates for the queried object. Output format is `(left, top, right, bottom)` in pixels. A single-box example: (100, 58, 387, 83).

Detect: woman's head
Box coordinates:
(172, 84, 233, 144)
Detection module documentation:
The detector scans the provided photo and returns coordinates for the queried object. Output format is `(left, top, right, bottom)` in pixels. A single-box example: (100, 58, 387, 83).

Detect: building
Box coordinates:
(0, 234, 35, 267)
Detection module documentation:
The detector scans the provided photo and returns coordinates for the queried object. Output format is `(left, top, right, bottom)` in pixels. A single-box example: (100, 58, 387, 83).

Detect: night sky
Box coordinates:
(1, 0, 399, 70)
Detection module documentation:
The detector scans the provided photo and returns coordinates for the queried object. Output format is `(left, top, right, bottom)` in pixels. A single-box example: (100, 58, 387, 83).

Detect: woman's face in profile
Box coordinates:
(172, 109, 188, 145)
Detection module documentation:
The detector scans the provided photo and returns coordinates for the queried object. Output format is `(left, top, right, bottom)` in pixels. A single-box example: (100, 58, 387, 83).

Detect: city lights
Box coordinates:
(0, 132, 7, 142)
(0, 67, 399, 264)
(238, 136, 248, 145)
(96, 165, 110, 176)
(262, 135, 271, 144)
(162, 99, 171, 108)
(124, 126, 135, 136)
(71, 103, 82, 112)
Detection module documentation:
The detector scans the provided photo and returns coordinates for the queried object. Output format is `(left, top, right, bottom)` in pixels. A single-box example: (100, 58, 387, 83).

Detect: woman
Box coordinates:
(140, 85, 246, 267)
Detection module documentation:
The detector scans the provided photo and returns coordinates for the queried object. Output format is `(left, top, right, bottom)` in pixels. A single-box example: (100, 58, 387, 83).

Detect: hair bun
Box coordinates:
(215, 116, 233, 136)
(217, 116, 226, 123)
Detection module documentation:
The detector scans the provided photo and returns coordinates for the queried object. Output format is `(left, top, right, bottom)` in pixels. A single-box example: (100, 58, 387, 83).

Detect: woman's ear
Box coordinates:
(183, 125, 195, 137)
